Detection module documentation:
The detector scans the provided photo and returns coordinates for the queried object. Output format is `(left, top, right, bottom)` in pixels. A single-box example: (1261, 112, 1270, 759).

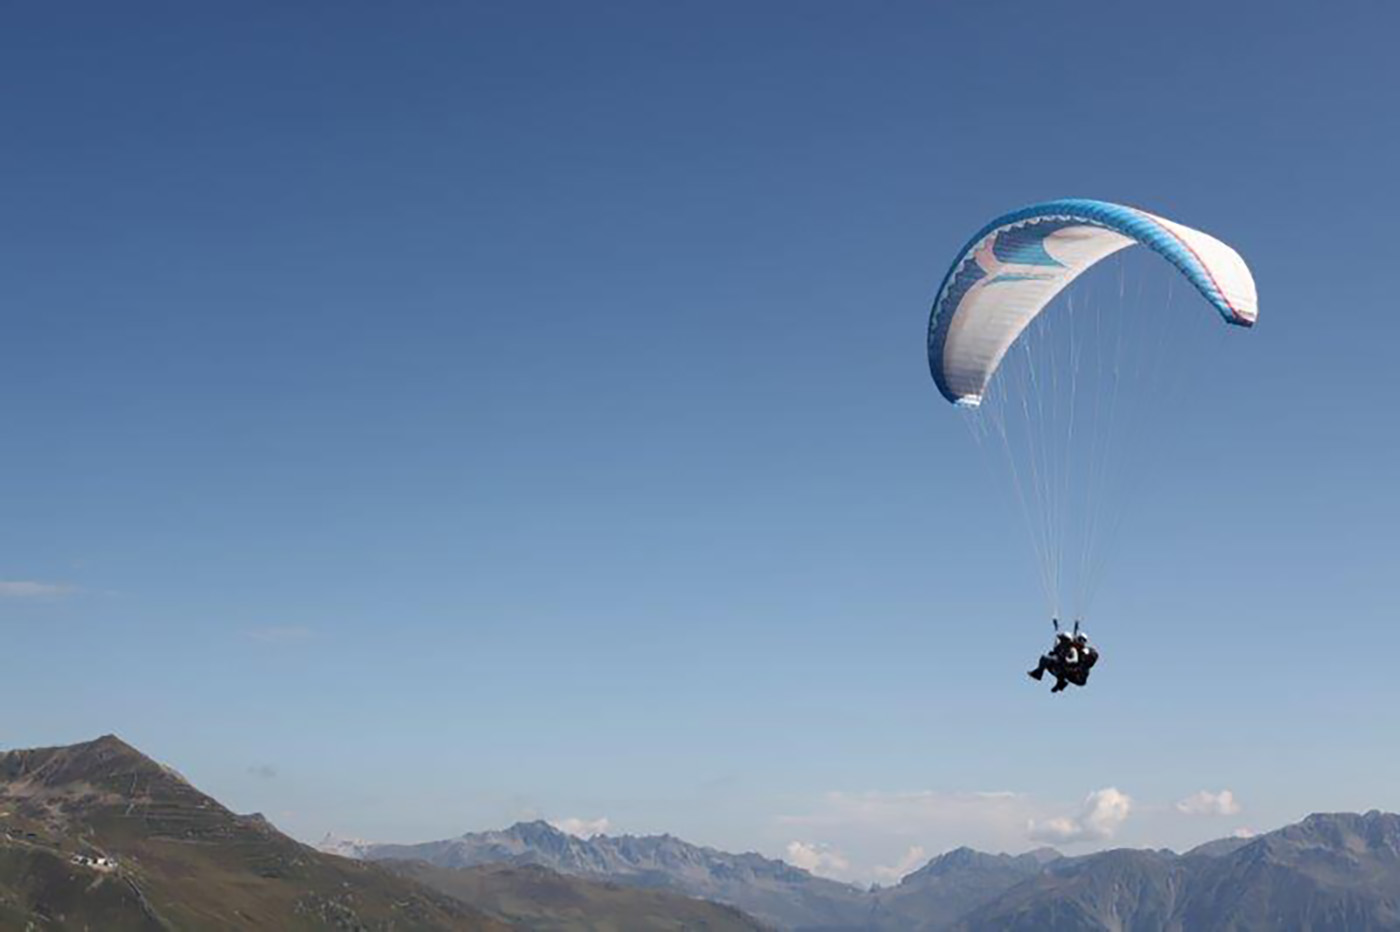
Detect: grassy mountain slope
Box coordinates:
(0, 735, 506, 931)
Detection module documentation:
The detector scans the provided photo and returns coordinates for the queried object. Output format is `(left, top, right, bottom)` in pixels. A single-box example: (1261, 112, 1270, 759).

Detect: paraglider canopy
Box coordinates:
(928, 199, 1257, 406)
(926, 197, 1258, 623)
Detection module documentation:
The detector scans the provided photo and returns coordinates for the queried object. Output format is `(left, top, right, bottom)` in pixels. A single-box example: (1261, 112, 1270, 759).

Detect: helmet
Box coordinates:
(1074, 633, 1088, 645)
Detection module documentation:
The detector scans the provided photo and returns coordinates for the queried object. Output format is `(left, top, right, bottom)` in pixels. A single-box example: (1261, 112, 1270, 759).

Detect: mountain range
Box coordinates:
(952, 813, 1400, 931)
(336, 813, 1400, 931)
(336, 821, 869, 928)
(0, 736, 759, 931)
(5, 735, 1400, 931)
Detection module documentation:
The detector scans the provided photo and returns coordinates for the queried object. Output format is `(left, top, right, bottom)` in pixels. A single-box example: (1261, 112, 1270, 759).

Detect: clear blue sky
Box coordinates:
(2, 1, 1397, 882)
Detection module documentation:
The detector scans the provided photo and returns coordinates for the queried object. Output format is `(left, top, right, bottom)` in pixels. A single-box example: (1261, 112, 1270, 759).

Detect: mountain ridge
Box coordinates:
(954, 811, 1400, 932)
(0, 735, 773, 930)
(8, 736, 1400, 931)
(0, 734, 507, 930)
(341, 819, 871, 928)
(336, 813, 1400, 931)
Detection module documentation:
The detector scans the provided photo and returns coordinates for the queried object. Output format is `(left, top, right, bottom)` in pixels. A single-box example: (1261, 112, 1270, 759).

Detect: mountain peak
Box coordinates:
(0, 736, 508, 930)
(905, 844, 1051, 881)
(91, 733, 135, 748)
(356, 819, 871, 928)
(504, 820, 573, 844)
(318, 832, 374, 859)
(927, 846, 987, 870)
(1258, 810, 1400, 862)
(0, 733, 176, 789)
(1301, 810, 1400, 830)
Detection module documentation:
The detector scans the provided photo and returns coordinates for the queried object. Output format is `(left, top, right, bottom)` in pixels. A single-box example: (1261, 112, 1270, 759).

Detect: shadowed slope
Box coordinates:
(0, 735, 507, 931)
(388, 860, 773, 931)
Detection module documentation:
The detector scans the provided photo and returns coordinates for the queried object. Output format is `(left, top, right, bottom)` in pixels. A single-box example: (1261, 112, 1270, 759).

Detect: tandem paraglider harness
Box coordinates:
(1028, 619, 1098, 693)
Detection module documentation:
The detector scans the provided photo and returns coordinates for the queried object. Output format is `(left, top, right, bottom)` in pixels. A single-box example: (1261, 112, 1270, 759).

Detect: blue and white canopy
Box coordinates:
(927, 199, 1258, 406)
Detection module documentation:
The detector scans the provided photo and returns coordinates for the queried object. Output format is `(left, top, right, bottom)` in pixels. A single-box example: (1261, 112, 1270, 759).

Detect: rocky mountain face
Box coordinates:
(346, 814, 1400, 931)
(343, 824, 1065, 930)
(868, 846, 1063, 931)
(954, 848, 1184, 932)
(955, 812, 1400, 932)
(349, 821, 872, 929)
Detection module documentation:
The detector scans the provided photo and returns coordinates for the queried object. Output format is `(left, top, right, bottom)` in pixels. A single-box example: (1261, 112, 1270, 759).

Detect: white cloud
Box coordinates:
(0, 581, 74, 599)
(244, 626, 314, 643)
(785, 841, 851, 878)
(1175, 790, 1241, 817)
(779, 786, 1143, 883)
(872, 845, 928, 884)
(1027, 788, 1133, 845)
(550, 817, 610, 838)
(1231, 826, 1257, 839)
(778, 790, 1040, 883)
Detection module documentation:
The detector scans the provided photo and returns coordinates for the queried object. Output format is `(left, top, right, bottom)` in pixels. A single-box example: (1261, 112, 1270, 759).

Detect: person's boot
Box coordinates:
(1027, 659, 1045, 680)
(1051, 678, 1067, 693)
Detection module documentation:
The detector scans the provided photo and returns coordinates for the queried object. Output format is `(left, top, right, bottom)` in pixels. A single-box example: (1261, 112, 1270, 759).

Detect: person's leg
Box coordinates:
(1028, 655, 1051, 680)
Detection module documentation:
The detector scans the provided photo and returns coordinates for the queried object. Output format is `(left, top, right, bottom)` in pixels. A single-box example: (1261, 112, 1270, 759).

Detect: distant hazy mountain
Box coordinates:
(346, 820, 872, 929)
(1182, 835, 1257, 859)
(0, 736, 778, 931)
(316, 832, 375, 860)
(386, 860, 772, 931)
(868, 846, 1063, 931)
(0, 735, 505, 930)
(25, 735, 1400, 930)
(956, 812, 1400, 932)
(344, 814, 1400, 931)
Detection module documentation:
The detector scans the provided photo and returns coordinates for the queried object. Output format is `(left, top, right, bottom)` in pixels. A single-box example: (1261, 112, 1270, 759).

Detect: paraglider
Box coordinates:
(1027, 619, 1098, 693)
(926, 199, 1258, 689)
